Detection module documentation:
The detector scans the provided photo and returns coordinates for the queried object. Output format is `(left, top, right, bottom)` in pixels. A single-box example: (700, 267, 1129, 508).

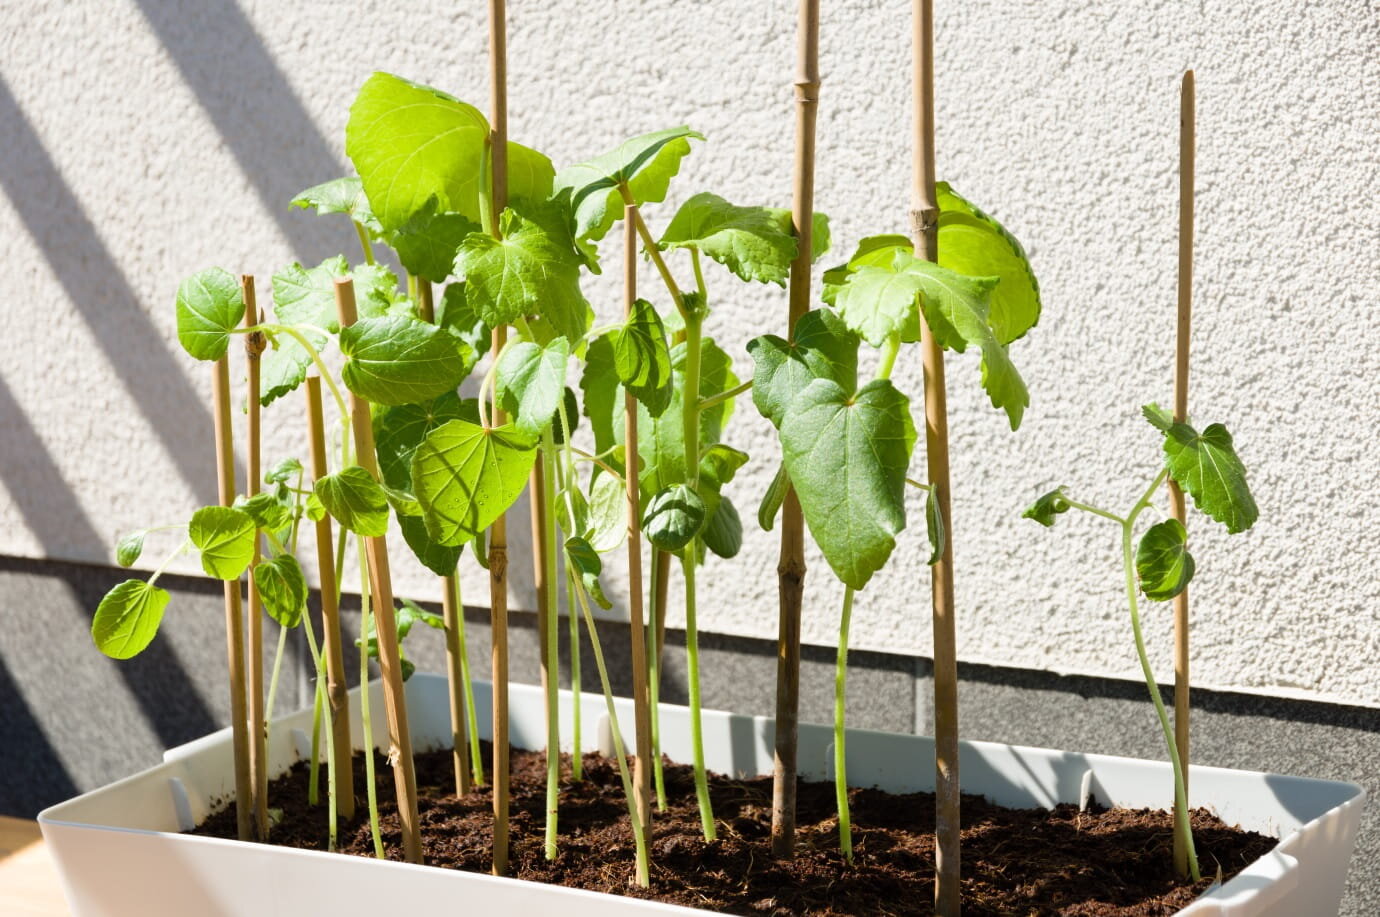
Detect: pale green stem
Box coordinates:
(307, 666, 324, 807)
(356, 536, 385, 858)
(1063, 497, 1127, 525)
(835, 585, 855, 863)
(566, 564, 583, 781)
(648, 549, 666, 811)
(541, 433, 561, 860)
(145, 539, 191, 588)
(353, 221, 375, 265)
(478, 140, 495, 236)
(690, 248, 708, 301)
(301, 612, 338, 851)
(568, 447, 625, 483)
(451, 570, 485, 785)
(697, 379, 752, 416)
(876, 333, 901, 382)
(262, 625, 291, 771)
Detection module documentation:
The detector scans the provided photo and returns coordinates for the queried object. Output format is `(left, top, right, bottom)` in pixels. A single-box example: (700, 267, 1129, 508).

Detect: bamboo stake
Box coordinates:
(772, 0, 820, 861)
(305, 376, 355, 819)
(912, 1, 959, 912)
(241, 276, 269, 841)
(212, 354, 253, 842)
(488, 0, 513, 877)
(417, 281, 473, 797)
(333, 278, 423, 864)
(624, 204, 654, 831)
(1170, 69, 1195, 879)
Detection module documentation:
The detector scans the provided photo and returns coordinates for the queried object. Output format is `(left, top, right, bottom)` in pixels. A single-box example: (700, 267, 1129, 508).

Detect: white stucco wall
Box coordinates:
(1, 1, 1376, 706)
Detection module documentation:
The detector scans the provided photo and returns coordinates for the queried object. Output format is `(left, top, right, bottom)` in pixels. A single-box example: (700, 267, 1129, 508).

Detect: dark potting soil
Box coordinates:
(194, 743, 1275, 916)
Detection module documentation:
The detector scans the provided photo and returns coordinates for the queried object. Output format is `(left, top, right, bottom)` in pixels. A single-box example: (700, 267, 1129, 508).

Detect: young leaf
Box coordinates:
(455, 210, 588, 337)
(388, 199, 481, 283)
(237, 492, 292, 532)
(411, 420, 540, 546)
(779, 379, 916, 590)
(381, 483, 422, 516)
(1143, 402, 1174, 433)
(339, 315, 473, 406)
(551, 387, 580, 446)
(821, 235, 913, 305)
(264, 457, 303, 484)
(580, 334, 621, 454)
(352, 263, 405, 319)
(643, 483, 707, 552)
(1136, 518, 1196, 601)
(374, 393, 476, 490)
(115, 531, 145, 568)
(314, 466, 391, 537)
(290, 176, 383, 236)
(748, 307, 859, 428)
(175, 267, 245, 361)
(260, 328, 325, 407)
(92, 580, 170, 659)
(1023, 487, 1071, 527)
(831, 261, 923, 347)
(660, 192, 829, 286)
(254, 554, 308, 627)
(936, 182, 1041, 345)
(612, 298, 673, 417)
(758, 463, 788, 532)
(1157, 418, 1258, 534)
(586, 470, 627, 553)
(271, 255, 351, 332)
(553, 126, 704, 243)
(925, 485, 946, 565)
(436, 283, 492, 356)
(397, 597, 445, 637)
(188, 506, 257, 580)
(565, 536, 612, 609)
(702, 495, 743, 559)
(496, 338, 570, 435)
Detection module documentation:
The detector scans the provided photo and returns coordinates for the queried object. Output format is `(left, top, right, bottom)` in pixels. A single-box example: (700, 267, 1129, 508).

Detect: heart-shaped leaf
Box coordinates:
(936, 182, 1041, 345)
(613, 298, 673, 417)
(748, 307, 858, 429)
(188, 506, 257, 580)
(455, 209, 588, 334)
(1150, 412, 1258, 534)
(92, 580, 170, 659)
(412, 420, 540, 546)
(496, 338, 570, 435)
(254, 554, 308, 627)
(554, 126, 703, 243)
(175, 268, 245, 361)
(314, 466, 391, 537)
(340, 315, 473, 407)
(659, 192, 830, 286)
(643, 483, 707, 553)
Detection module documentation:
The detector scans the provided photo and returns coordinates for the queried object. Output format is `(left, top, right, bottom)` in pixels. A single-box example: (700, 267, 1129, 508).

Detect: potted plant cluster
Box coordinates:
(40, 1, 1363, 915)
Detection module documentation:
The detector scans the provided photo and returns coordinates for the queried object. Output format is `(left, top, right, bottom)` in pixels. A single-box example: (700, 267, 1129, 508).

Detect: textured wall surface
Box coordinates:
(1, 1, 1377, 705)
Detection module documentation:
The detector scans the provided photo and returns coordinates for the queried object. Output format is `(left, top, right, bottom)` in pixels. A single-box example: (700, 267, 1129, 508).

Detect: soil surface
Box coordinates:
(195, 743, 1275, 915)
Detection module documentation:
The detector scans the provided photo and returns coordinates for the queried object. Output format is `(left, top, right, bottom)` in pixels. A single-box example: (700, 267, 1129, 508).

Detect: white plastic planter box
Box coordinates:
(41, 673, 1364, 916)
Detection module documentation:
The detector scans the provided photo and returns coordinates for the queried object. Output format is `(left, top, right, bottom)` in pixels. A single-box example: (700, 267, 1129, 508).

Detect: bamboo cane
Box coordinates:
(624, 204, 654, 831)
(241, 276, 269, 841)
(211, 353, 253, 842)
(772, 0, 820, 861)
(333, 278, 423, 864)
(1170, 69, 1195, 878)
(305, 376, 355, 819)
(912, 0, 960, 911)
(487, 0, 513, 877)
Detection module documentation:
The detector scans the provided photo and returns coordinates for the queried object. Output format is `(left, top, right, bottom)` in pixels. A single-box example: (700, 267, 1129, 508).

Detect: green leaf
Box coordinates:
(455, 210, 588, 336)
(436, 283, 491, 356)
(748, 308, 858, 428)
(1023, 487, 1071, 527)
(115, 531, 145, 568)
(305, 493, 326, 522)
(314, 466, 391, 537)
(779, 379, 916, 590)
(387, 199, 481, 283)
(831, 259, 924, 347)
(260, 329, 324, 407)
(290, 176, 382, 235)
(374, 393, 476, 490)
(552, 386, 580, 446)
(643, 484, 706, 552)
(397, 597, 445, 637)
(936, 182, 1041, 345)
(411, 420, 540, 546)
(381, 483, 422, 516)
(351, 263, 404, 319)
(496, 338, 570, 435)
(1158, 418, 1258, 534)
(397, 516, 461, 576)
(660, 192, 829, 286)
(175, 268, 245, 361)
(925, 485, 946, 566)
(1143, 402, 1174, 433)
(586, 470, 627, 553)
(92, 580, 169, 659)
(265, 458, 303, 484)
(565, 536, 611, 609)
(254, 554, 308, 627)
(580, 334, 621, 455)
(613, 298, 673, 417)
(702, 495, 742, 559)
(553, 126, 703, 243)
(237, 492, 292, 532)
(821, 235, 913, 305)
(758, 463, 788, 532)
(340, 315, 473, 406)
(188, 506, 257, 580)
(1136, 518, 1195, 601)
(271, 255, 350, 332)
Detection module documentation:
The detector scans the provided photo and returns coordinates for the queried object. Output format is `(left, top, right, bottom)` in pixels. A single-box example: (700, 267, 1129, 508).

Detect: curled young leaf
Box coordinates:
(1136, 518, 1196, 602)
(643, 484, 706, 553)
(237, 492, 292, 532)
(314, 466, 391, 537)
(291, 176, 383, 235)
(339, 315, 473, 407)
(115, 531, 145, 568)
(92, 579, 170, 660)
(565, 536, 612, 609)
(659, 192, 830, 286)
(702, 495, 743, 559)
(1023, 487, 1071, 527)
(758, 463, 789, 532)
(254, 554, 308, 627)
(264, 458, 303, 485)
(175, 267, 245, 361)
(613, 299, 673, 417)
(935, 183, 1041, 345)
(188, 506, 257, 580)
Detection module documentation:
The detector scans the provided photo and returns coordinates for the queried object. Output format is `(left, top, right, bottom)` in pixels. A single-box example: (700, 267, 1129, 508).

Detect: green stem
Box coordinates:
(541, 434, 561, 860)
(301, 612, 338, 851)
(356, 536, 385, 859)
(452, 571, 485, 785)
(145, 539, 191, 588)
(353, 221, 375, 265)
(648, 549, 666, 811)
(876, 333, 901, 382)
(262, 624, 292, 788)
(696, 379, 752, 416)
(567, 567, 582, 781)
(1064, 497, 1128, 526)
(307, 663, 324, 807)
(835, 586, 855, 864)
(690, 248, 708, 301)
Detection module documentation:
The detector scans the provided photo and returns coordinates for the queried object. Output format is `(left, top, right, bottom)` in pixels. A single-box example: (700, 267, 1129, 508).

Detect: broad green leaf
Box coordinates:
(643, 484, 706, 552)
(237, 492, 292, 532)
(748, 308, 858, 428)
(314, 466, 390, 537)
(115, 531, 145, 568)
(758, 463, 788, 532)
(821, 235, 913, 305)
(565, 536, 611, 609)
(1023, 487, 1071, 527)
(92, 580, 169, 659)
(613, 298, 673, 417)
(264, 458, 303, 484)
(271, 256, 350, 332)
(936, 182, 1040, 345)
(188, 506, 257, 580)
(374, 393, 475, 490)
(698, 444, 749, 492)
(455, 209, 588, 334)
(702, 495, 742, 559)
(496, 338, 569, 435)
(660, 192, 831, 286)
(175, 268, 245, 361)
(436, 283, 491, 356)
(779, 379, 916, 590)
(1136, 518, 1195, 601)
(260, 329, 323, 407)
(831, 260, 923, 347)
(553, 126, 704, 243)
(340, 315, 473, 406)
(580, 334, 621, 454)
(1143, 402, 1175, 432)
(290, 176, 382, 235)
(1158, 418, 1258, 534)
(381, 483, 422, 516)
(388, 200, 481, 283)
(351, 263, 404, 319)
(412, 420, 540, 546)
(399, 515, 462, 576)
(254, 554, 307, 627)
(305, 493, 326, 521)
(586, 470, 627, 553)
(925, 485, 946, 566)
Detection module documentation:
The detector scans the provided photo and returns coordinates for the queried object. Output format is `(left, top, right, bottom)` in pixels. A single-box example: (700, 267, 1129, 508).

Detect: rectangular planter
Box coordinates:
(40, 673, 1364, 916)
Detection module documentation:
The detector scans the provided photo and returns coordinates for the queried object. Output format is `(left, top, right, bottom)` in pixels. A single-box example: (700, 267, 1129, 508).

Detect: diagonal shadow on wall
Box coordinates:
(0, 654, 77, 817)
(131, 0, 345, 264)
(0, 78, 220, 508)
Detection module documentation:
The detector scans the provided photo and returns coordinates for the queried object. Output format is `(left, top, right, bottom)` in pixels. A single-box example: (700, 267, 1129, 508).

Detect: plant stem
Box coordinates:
(567, 564, 583, 781)
(356, 536, 385, 859)
(835, 585, 855, 864)
(696, 379, 752, 415)
(301, 612, 338, 851)
(1062, 497, 1127, 525)
(353, 221, 375, 265)
(876, 333, 901, 382)
(541, 433, 561, 860)
(442, 571, 472, 795)
(453, 572, 485, 785)
(619, 185, 688, 322)
(648, 548, 667, 810)
(261, 624, 291, 797)
(307, 660, 324, 807)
